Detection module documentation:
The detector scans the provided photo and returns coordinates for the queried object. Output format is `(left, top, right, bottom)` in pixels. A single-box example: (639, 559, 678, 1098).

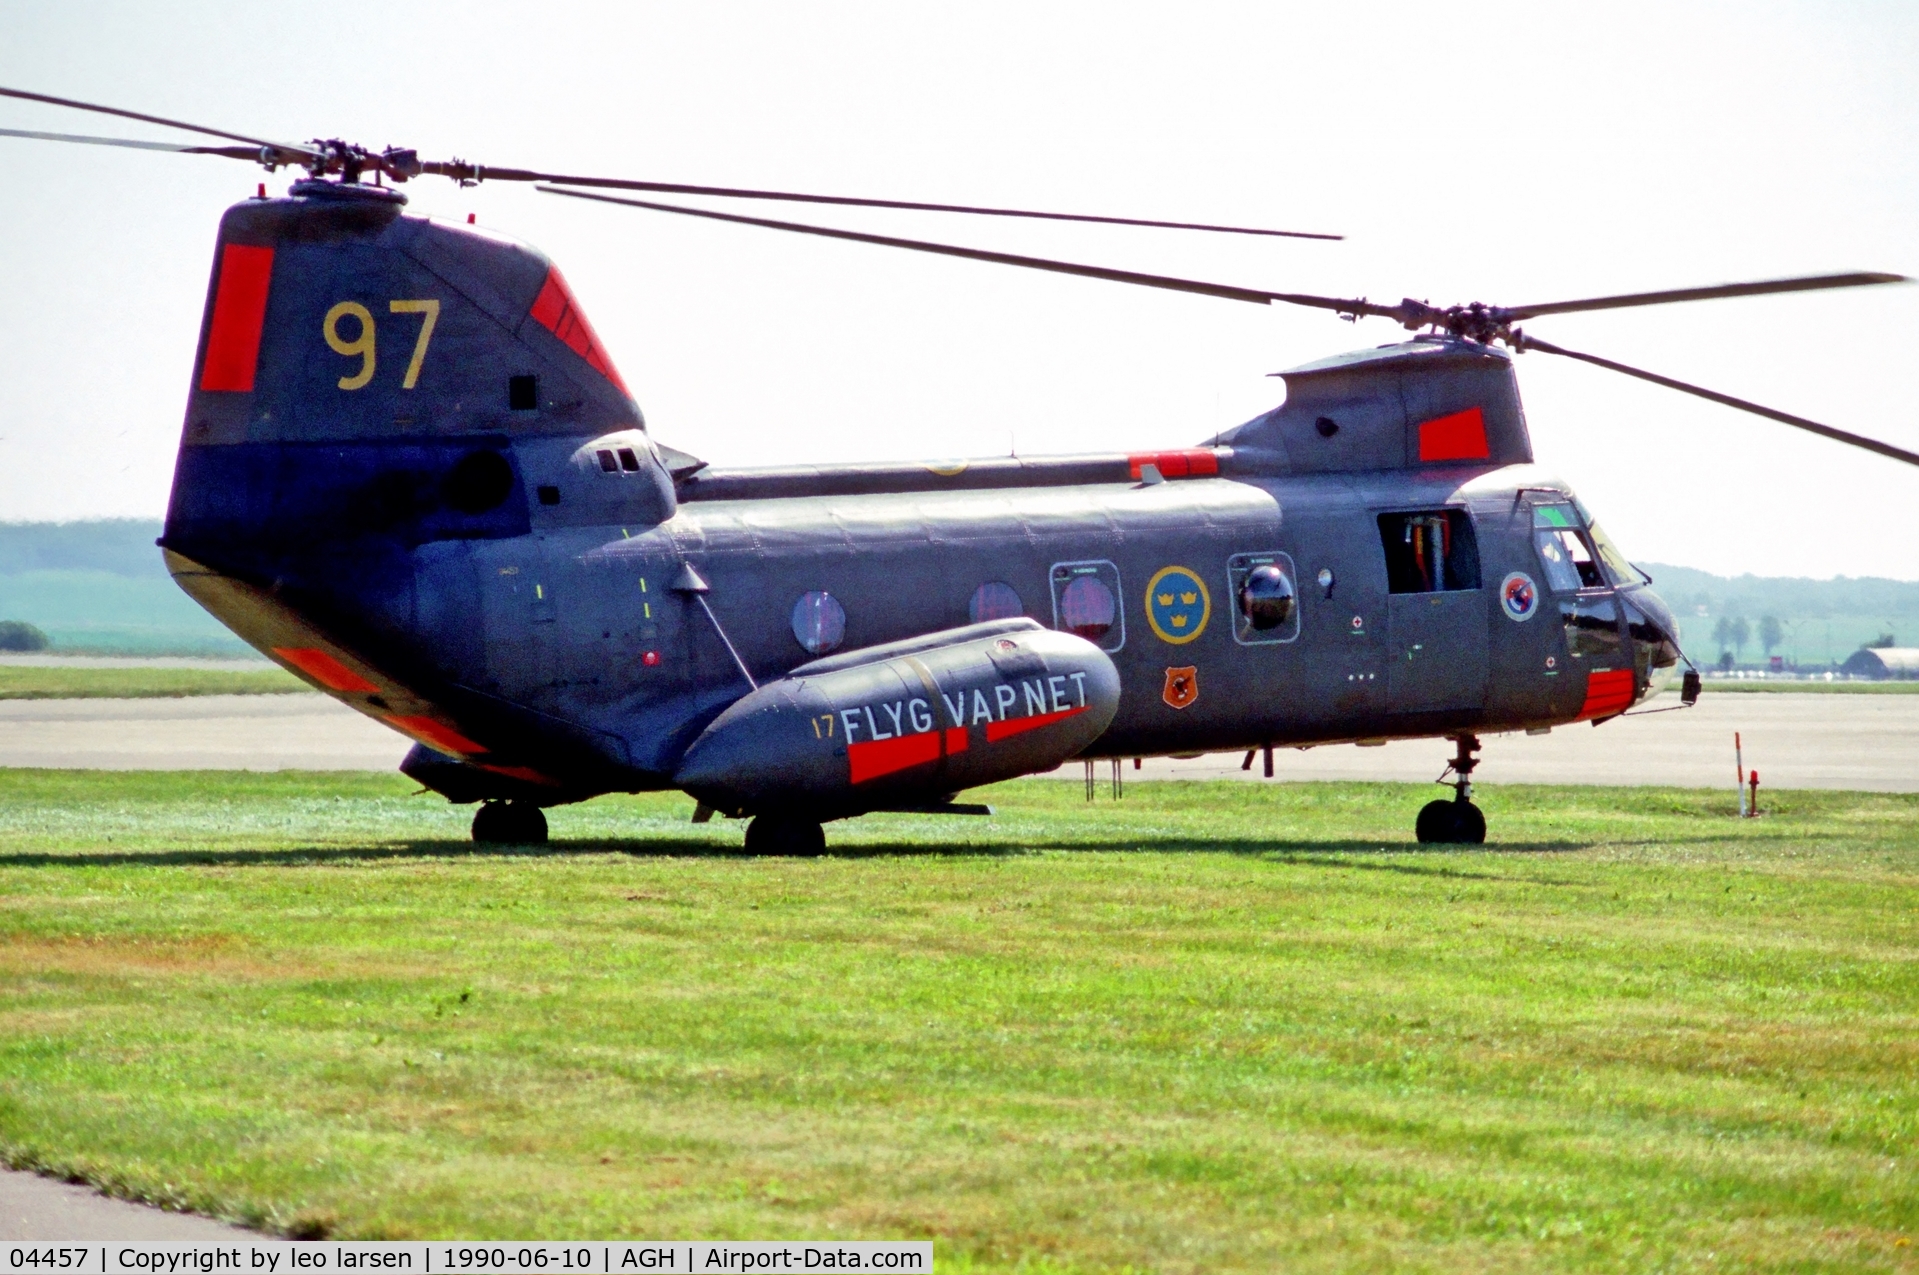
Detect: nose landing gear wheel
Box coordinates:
(744, 813, 826, 857)
(1416, 733, 1487, 844)
(472, 800, 549, 845)
(1415, 798, 1486, 844)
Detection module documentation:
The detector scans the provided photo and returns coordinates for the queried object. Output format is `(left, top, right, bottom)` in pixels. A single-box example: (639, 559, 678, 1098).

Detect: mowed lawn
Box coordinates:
(0, 772, 1913, 1271)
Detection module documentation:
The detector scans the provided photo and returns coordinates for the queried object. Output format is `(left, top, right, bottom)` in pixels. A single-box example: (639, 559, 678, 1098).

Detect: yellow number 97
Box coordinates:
(323, 301, 376, 390)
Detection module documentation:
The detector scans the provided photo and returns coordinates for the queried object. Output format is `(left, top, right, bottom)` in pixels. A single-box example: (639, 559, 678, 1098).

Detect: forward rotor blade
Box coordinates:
(0, 84, 315, 159)
(1519, 334, 1919, 468)
(1500, 272, 1906, 322)
(520, 173, 1339, 240)
(0, 126, 257, 160)
(541, 186, 1385, 315)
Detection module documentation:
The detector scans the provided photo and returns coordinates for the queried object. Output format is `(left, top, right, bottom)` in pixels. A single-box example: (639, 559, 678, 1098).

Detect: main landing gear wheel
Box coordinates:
(472, 800, 549, 845)
(1415, 733, 1487, 845)
(744, 813, 826, 857)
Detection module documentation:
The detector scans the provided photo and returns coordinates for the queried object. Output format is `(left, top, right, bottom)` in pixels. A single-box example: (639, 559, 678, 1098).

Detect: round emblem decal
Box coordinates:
(1500, 571, 1538, 622)
(1144, 565, 1210, 644)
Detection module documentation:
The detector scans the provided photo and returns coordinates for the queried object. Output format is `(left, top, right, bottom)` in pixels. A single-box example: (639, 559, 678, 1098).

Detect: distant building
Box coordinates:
(1839, 648, 1919, 679)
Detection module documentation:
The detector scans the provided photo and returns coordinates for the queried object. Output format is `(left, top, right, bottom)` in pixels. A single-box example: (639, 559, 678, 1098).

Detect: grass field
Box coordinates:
(0, 772, 1913, 1270)
(1699, 680, 1919, 693)
(0, 665, 305, 698)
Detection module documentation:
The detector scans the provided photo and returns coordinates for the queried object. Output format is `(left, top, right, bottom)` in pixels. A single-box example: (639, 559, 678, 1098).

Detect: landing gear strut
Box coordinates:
(744, 812, 826, 857)
(1415, 733, 1486, 845)
(472, 800, 549, 845)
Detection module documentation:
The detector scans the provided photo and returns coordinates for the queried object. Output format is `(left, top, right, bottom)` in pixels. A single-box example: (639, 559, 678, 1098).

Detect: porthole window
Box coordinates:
(1050, 561, 1124, 651)
(791, 591, 846, 655)
(968, 581, 1024, 623)
(1228, 552, 1301, 644)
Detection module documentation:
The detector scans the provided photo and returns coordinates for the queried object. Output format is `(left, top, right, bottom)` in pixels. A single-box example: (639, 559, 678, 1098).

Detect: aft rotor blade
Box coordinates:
(519, 173, 1340, 240)
(1500, 272, 1907, 322)
(542, 186, 1386, 314)
(0, 84, 316, 159)
(1519, 334, 1919, 468)
(0, 126, 258, 160)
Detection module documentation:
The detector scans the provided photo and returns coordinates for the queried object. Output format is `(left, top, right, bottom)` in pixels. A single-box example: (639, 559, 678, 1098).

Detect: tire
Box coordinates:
(472, 800, 549, 845)
(1415, 799, 1456, 844)
(744, 813, 826, 857)
(1415, 798, 1486, 845)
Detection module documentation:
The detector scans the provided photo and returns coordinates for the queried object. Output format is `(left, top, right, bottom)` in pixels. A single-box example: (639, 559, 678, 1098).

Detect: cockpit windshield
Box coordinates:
(1574, 500, 1646, 586)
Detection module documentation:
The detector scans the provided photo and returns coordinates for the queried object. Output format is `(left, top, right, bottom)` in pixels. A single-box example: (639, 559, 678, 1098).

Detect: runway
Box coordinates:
(0, 691, 1913, 791)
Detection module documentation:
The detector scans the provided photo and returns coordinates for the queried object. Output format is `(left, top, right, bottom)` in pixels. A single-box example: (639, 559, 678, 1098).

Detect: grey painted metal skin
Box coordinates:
(161, 184, 1681, 818)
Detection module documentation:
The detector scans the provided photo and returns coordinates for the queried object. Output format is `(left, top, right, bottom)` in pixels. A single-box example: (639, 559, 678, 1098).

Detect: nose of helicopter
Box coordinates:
(1621, 582, 1685, 691)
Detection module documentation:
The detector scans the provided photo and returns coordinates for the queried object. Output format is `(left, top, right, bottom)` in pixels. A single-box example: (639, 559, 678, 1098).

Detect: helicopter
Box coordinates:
(3, 85, 1911, 854)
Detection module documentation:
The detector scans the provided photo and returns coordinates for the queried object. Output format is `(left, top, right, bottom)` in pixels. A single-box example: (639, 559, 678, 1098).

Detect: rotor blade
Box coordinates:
(0, 126, 258, 159)
(541, 186, 1388, 316)
(0, 84, 315, 159)
(518, 173, 1341, 240)
(1519, 334, 1919, 468)
(1500, 272, 1906, 322)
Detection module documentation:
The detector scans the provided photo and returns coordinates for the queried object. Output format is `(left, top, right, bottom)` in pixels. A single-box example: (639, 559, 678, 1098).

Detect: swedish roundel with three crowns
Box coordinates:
(1145, 565, 1211, 644)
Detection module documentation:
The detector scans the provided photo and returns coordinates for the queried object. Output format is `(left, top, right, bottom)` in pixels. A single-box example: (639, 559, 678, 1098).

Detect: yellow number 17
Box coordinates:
(322, 298, 440, 391)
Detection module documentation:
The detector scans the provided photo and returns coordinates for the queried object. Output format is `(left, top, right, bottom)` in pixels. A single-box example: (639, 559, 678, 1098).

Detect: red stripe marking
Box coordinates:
(849, 729, 943, 785)
(386, 714, 486, 756)
(1127, 449, 1220, 481)
(1417, 406, 1490, 462)
(271, 646, 378, 693)
(1576, 668, 1636, 721)
(528, 266, 630, 395)
(985, 704, 1087, 743)
(846, 724, 974, 785)
(199, 243, 274, 392)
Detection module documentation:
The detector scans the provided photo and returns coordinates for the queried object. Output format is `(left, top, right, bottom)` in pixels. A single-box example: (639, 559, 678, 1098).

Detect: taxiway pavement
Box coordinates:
(0, 691, 1912, 790)
(0, 1167, 264, 1240)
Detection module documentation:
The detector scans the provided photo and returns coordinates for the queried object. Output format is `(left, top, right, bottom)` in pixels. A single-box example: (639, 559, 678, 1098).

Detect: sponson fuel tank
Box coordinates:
(674, 619, 1120, 817)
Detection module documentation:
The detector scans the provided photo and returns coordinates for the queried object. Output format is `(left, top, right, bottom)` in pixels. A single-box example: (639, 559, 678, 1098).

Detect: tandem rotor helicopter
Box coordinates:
(4, 86, 1912, 853)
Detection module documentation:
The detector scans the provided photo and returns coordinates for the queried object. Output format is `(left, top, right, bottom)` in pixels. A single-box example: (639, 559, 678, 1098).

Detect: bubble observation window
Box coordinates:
(1228, 551, 1300, 644)
(968, 581, 1024, 624)
(1049, 560, 1124, 652)
(791, 590, 846, 655)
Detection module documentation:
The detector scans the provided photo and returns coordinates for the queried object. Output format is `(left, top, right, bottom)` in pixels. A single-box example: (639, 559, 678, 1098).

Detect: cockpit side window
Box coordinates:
(1532, 504, 1605, 591)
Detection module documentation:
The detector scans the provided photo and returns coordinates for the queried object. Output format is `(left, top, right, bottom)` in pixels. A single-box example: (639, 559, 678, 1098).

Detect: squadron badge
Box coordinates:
(1500, 571, 1539, 622)
(1162, 665, 1199, 710)
(1145, 565, 1210, 644)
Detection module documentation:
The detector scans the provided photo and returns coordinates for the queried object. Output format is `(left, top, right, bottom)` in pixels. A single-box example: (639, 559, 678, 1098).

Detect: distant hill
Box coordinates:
(1640, 563, 1919, 666)
(0, 520, 252, 656)
(0, 522, 1911, 663)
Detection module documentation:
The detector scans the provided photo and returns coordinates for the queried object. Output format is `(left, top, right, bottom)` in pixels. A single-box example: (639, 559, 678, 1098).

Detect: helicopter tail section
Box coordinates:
(159, 182, 666, 792)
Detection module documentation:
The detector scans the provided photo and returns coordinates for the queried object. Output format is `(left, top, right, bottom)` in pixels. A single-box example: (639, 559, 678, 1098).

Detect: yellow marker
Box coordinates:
(323, 302, 375, 390)
(388, 299, 440, 389)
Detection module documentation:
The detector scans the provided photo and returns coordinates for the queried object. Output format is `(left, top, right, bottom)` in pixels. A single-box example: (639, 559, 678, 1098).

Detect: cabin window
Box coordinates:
(791, 591, 846, 655)
(1377, 510, 1481, 594)
(1228, 551, 1300, 644)
(1050, 560, 1124, 651)
(508, 374, 538, 411)
(968, 581, 1024, 623)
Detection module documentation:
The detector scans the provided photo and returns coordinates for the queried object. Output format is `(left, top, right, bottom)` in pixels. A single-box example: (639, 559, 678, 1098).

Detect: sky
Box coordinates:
(0, 2, 1912, 579)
